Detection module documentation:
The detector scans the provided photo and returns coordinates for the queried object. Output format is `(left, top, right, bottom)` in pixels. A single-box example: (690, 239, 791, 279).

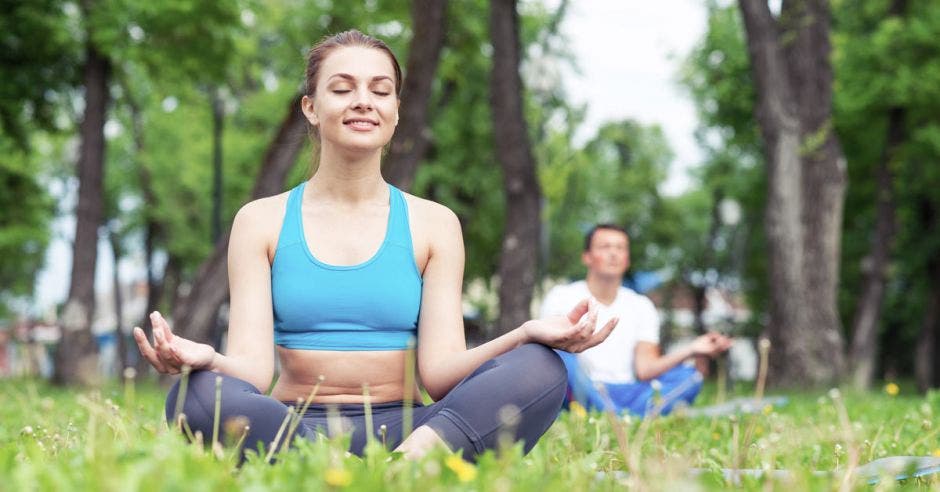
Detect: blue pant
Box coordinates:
(166, 343, 567, 462)
(556, 350, 703, 416)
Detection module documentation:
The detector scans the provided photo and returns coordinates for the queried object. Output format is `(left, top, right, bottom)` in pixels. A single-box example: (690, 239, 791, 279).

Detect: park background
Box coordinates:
(3, 0, 938, 391)
(1, 0, 940, 489)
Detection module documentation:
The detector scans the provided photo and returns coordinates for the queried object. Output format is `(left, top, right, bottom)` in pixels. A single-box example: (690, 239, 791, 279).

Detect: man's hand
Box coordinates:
(688, 331, 733, 358)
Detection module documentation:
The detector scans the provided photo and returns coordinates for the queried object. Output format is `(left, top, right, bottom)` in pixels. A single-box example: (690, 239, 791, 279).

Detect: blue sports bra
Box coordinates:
(271, 182, 422, 350)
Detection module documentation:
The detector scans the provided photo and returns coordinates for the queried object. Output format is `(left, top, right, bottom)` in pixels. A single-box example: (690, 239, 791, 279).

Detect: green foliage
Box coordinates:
(2, 379, 937, 490)
(834, 0, 940, 371)
(0, 0, 76, 315)
(0, 144, 56, 318)
(678, 3, 770, 329)
(540, 120, 674, 280)
(88, 0, 243, 85)
(683, 0, 940, 372)
(411, 0, 503, 284)
(103, 0, 416, 279)
(679, 3, 759, 155)
(0, 0, 81, 150)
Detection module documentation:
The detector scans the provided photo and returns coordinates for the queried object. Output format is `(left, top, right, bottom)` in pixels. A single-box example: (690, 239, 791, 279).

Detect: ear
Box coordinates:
(301, 95, 319, 126)
(581, 251, 591, 267)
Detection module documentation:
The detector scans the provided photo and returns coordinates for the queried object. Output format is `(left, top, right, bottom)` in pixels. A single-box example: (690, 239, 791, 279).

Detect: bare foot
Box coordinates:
(394, 425, 448, 460)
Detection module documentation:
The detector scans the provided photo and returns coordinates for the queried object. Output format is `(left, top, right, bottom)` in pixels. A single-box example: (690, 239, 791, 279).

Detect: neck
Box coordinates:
(585, 271, 622, 305)
(309, 145, 386, 203)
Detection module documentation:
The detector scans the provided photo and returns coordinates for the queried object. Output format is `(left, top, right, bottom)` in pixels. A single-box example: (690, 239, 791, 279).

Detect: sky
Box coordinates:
(554, 0, 707, 195)
(30, 1, 709, 315)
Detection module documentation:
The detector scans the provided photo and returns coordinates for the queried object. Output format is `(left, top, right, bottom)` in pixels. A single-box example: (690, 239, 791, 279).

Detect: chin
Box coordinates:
(329, 135, 392, 154)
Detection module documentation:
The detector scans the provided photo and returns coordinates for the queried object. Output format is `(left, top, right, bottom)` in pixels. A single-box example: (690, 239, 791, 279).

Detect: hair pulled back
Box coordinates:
(304, 29, 403, 98)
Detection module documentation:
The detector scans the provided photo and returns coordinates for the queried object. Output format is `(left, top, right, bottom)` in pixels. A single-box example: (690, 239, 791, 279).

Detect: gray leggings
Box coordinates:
(165, 343, 567, 462)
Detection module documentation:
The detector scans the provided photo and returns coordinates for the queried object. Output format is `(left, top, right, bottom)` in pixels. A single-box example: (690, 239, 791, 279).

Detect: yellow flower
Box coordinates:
(324, 468, 352, 488)
(885, 383, 900, 396)
(933, 449, 940, 458)
(445, 455, 478, 482)
(762, 404, 773, 415)
(569, 401, 587, 419)
(711, 432, 721, 441)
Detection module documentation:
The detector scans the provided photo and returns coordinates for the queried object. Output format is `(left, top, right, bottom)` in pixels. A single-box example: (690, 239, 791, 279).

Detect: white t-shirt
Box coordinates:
(540, 280, 660, 384)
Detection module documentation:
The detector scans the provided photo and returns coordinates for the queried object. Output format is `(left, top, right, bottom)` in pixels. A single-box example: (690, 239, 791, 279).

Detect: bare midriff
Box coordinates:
(270, 347, 422, 404)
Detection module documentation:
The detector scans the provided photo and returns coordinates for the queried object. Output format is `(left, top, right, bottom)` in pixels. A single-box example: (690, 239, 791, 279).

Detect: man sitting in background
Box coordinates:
(540, 224, 732, 416)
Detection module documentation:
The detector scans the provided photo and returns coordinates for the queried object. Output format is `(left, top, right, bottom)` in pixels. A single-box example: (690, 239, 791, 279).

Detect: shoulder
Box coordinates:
(401, 192, 463, 253)
(618, 287, 657, 314)
(231, 191, 292, 248)
(545, 280, 586, 302)
(401, 191, 460, 230)
(237, 192, 289, 219)
(400, 192, 463, 272)
(233, 192, 289, 229)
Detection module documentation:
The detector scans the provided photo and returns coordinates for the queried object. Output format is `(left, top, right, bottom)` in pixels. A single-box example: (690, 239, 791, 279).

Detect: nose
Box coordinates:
(352, 87, 373, 110)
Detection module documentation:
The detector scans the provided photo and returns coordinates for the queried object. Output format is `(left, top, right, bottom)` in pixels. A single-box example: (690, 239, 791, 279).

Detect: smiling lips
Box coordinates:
(344, 117, 379, 130)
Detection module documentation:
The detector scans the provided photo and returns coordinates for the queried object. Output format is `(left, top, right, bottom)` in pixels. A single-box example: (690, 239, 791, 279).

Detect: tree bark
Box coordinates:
(849, 107, 903, 389)
(172, 94, 306, 344)
(211, 87, 224, 244)
(121, 83, 166, 375)
(738, 0, 847, 386)
(382, 0, 448, 191)
(915, 200, 939, 391)
(915, 278, 938, 392)
(691, 188, 726, 336)
(490, 0, 542, 335)
(109, 229, 127, 372)
(53, 38, 110, 386)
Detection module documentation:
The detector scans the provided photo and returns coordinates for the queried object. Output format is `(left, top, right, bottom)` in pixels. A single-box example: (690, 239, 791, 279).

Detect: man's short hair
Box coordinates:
(584, 223, 629, 251)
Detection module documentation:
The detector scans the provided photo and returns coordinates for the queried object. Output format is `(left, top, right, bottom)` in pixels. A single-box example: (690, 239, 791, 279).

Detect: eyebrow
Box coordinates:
(326, 73, 394, 83)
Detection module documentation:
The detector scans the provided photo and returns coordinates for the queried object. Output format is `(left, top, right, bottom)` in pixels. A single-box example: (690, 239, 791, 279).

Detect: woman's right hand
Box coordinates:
(132, 311, 216, 374)
(523, 298, 618, 353)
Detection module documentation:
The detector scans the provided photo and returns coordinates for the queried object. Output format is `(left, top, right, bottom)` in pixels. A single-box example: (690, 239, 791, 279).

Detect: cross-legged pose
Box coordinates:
(134, 30, 617, 462)
(541, 224, 732, 416)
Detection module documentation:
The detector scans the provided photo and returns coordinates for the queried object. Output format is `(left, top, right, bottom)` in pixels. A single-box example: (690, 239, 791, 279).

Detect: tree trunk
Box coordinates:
(122, 84, 166, 375)
(158, 256, 181, 317)
(211, 87, 225, 244)
(172, 94, 306, 344)
(915, 279, 938, 392)
(53, 39, 110, 386)
(692, 285, 707, 335)
(849, 106, 903, 389)
(109, 230, 128, 372)
(134, 221, 163, 375)
(691, 187, 725, 336)
(738, 0, 846, 386)
(915, 200, 939, 391)
(490, 0, 542, 335)
(383, 0, 448, 191)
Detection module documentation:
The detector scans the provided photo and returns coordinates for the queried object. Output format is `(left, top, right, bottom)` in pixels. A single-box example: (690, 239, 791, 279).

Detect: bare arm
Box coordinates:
(415, 205, 616, 400)
(633, 332, 733, 381)
(133, 199, 279, 392)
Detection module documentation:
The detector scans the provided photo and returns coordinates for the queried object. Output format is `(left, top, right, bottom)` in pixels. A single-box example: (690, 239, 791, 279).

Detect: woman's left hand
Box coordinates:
(523, 298, 618, 353)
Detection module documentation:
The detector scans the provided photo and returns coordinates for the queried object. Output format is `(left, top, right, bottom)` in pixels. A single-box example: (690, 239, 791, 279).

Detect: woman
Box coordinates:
(133, 30, 617, 462)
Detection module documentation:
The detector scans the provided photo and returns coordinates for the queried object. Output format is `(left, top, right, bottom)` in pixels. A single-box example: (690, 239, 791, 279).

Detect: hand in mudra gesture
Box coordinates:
(133, 311, 215, 374)
(688, 331, 733, 358)
(524, 298, 618, 353)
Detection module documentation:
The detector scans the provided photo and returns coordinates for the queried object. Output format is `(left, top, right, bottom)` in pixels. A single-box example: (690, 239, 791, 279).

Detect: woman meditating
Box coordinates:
(133, 30, 617, 462)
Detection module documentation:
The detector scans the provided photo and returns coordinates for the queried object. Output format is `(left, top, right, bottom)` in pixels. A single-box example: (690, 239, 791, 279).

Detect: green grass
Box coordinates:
(1, 377, 938, 491)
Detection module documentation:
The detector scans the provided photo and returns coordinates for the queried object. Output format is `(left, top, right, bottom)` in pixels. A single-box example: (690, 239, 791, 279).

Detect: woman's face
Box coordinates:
(302, 46, 399, 155)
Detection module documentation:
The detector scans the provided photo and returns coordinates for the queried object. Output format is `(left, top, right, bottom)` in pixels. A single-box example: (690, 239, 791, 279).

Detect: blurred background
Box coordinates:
(1, 0, 937, 392)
